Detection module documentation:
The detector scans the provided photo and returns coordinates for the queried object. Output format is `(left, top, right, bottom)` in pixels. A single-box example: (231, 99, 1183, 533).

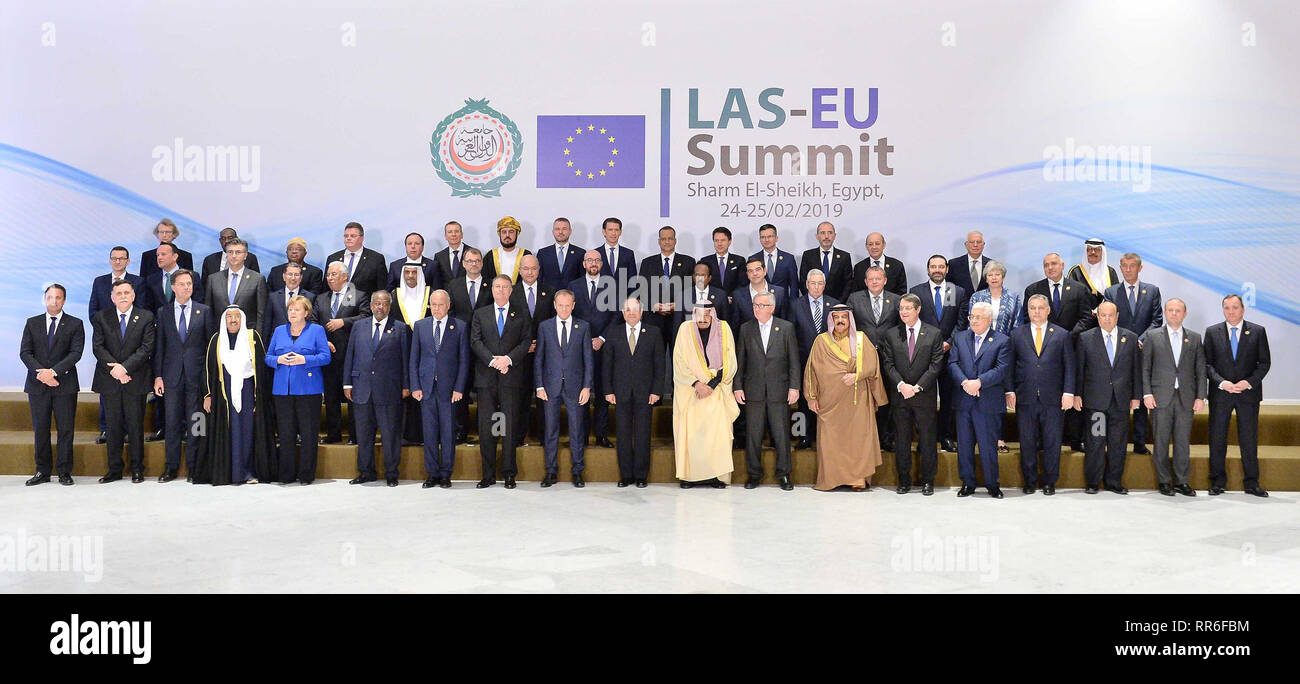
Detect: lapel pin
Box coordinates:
(1121, 336, 1127, 343)
(449, 325, 455, 330)
(1244, 330, 1250, 335)
(775, 327, 780, 332)
(1184, 337, 1189, 344)
(1141, 289, 1147, 294)
(133, 316, 139, 322)
(1048, 327, 1054, 333)
(1065, 285, 1071, 290)
(510, 312, 516, 317)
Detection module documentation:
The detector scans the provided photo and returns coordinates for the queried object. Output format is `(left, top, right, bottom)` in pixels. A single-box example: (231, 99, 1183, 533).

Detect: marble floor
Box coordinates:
(2, 476, 1297, 593)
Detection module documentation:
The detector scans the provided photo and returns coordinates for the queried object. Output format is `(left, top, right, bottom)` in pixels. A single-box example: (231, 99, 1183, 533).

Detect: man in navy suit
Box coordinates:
(597, 217, 637, 284)
(570, 250, 619, 448)
(151, 269, 212, 482)
(343, 290, 409, 487)
(799, 221, 853, 301)
(143, 241, 187, 442)
(89, 246, 146, 444)
(139, 218, 194, 281)
(92, 280, 156, 483)
(534, 289, 594, 487)
(410, 290, 469, 489)
(470, 276, 534, 488)
(1074, 301, 1141, 494)
(638, 226, 696, 346)
(947, 230, 992, 296)
(1203, 294, 1271, 497)
(1005, 294, 1075, 495)
(731, 256, 789, 326)
(386, 232, 441, 293)
(751, 223, 800, 296)
(200, 227, 261, 282)
(789, 269, 838, 450)
(949, 301, 1012, 498)
(538, 217, 585, 291)
(909, 255, 969, 453)
(705, 226, 747, 296)
(20, 284, 84, 486)
(1103, 252, 1162, 454)
(325, 221, 388, 297)
(679, 262, 732, 332)
(849, 232, 907, 297)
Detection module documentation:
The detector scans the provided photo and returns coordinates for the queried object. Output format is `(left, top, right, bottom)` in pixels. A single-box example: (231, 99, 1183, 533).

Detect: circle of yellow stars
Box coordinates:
(563, 123, 618, 180)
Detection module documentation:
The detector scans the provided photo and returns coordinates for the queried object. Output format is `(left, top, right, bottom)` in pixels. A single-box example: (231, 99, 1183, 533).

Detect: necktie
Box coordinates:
(907, 326, 916, 361)
(451, 249, 460, 278)
(971, 260, 979, 286)
(527, 287, 536, 316)
(468, 280, 478, 308)
(1171, 330, 1181, 388)
(1105, 332, 1115, 366)
(287, 291, 296, 308)
(163, 273, 172, 301)
(1230, 326, 1239, 360)
(1129, 285, 1137, 313)
(628, 326, 636, 354)
(822, 250, 830, 276)
(373, 321, 382, 347)
(608, 247, 616, 273)
(664, 257, 671, 279)
(119, 312, 127, 339)
(1033, 326, 1043, 356)
(1052, 282, 1061, 312)
(557, 246, 565, 268)
(496, 307, 505, 336)
(812, 299, 822, 333)
(331, 292, 340, 318)
(178, 304, 188, 343)
(47, 316, 56, 349)
(934, 285, 943, 321)
(433, 319, 443, 351)
(346, 252, 356, 280)
(768, 254, 775, 276)
(719, 255, 726, 279)
(872, 295, 881, 321)
(228, 272, 239, 304)
(974, 331, 983, 357)
(561, 320, 569, 350)
(589, 279, 597, 305)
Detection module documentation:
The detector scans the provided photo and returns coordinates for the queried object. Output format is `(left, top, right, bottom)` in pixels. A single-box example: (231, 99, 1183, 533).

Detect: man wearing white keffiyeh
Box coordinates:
(671, 302, 739, 488)
(198, 306, 275, 485)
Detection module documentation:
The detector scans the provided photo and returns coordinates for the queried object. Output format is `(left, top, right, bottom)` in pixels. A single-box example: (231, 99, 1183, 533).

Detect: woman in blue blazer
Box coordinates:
(264, 294, 331, 484)
(968, 260, 1020, 453)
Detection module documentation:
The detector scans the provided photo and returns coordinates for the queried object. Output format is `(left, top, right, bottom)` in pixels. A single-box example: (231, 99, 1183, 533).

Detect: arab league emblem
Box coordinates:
(430, 99, 523, 198)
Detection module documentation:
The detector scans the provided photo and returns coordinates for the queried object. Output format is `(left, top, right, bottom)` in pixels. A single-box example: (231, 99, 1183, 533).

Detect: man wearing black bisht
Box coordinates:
(195, 306, 276, 485)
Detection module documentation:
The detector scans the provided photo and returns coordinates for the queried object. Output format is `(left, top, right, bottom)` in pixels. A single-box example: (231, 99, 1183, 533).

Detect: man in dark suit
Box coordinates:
(92, 280, 156, 483)
(704, 226, 747, 296)
(947, 230, 992, 296)
(267, 237, 326, 296)
(597, 217, 637, 284)
(386, 232, 441, 293)
(410, 290, 469, 489)
(470, 276, 533, 488)
(948, 301, 1012, 498)
(731, 257, 790, 327)
(143, 241, 187, 441)
(89, 246, 146, 444)
(201, 227, 261, 281)
(431, 220, 475, 287)
(511, 255, 553, 446)
(570, 250, 619, 448)
(603, 298, 664, 487)
(314, 261, 371, 444)
(638, 226, 695, 345)
(1022, 252, 1091, 451)
(880, 294, 946, 495)
(789, 268, 838, 450)
(909, 255, 969, 452)
(325, 221, 387, 296)
(1142, 298, 1207, 497)
(850, 231, 906, 296)
(1074, 301, 1141, 495)
(343, 290, 409, 487)
(735, 291, 801, 490)
(850, 266, 902, 451)
(533, 289, 593, 487)
(678, 262, 732, 332)
(537, 217, 585, 290)
(204, 238, 268, 333)
(1204, 294, 1270, 497)
(139, 218, 194, 281)
(1103, 251, 1163, 454)
(446, 248, 490, 443)
(1006, 294, 1075, 495)
(751, 223, 801, 296)
(265, 262, 309, 342)
(799, 221, 853, 301)
(150, 269, 212, 482)
(20, 284, 84, 485)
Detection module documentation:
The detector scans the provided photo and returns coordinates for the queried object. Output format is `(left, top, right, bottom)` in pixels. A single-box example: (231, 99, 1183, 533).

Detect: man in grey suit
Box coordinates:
(1141, 298, 1206, 497)
(735, 291, 801, 490)
(204, 238, 268, 333)
(1074, 301, 1142, 494)
(847, 265, 900, 451)
(1103, 251, 1162, 455)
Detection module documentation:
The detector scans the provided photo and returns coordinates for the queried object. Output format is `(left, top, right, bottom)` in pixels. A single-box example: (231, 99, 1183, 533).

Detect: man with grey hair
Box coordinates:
(205, 237, 268, 333)
(140, 217, 195, 281)
(948, 300, 1011, 497)
(314, 260, 371, 444)
(790, 268, 839, 450)
(949, 230, 993, 295)
(1141, 298, 1206, 497)
(1103, 251, 1162, 455)
(735, 291, 801, 490)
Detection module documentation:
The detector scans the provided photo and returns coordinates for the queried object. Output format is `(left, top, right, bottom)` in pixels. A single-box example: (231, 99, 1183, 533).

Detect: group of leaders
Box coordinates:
(20, 216, 1272, 498)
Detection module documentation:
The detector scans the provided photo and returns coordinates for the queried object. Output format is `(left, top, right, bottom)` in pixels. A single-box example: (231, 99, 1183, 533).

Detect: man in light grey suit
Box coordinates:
(734, 291, 801, 490)
(204, 238, 268, 333)
(1141, 298, 1206, 497)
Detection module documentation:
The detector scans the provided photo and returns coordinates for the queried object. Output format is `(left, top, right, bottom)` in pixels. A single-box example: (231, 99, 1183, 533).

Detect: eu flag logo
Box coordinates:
(536, 115, 645, 188)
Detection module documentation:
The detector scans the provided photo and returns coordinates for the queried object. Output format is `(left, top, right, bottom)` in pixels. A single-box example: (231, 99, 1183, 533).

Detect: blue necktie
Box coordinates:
(468, 280, 478, 309)
(497, 307, 505, 336)
(589, 279, 597, 305)
(119, 312, 127, 339)
(527, 287, 536, 316)
(934, 285, 943, 321)
(331, 292, 341, 318)
(1128, 284, 1137, 314)
(1230, 326, 1239, 360)
(768, 254, 775, 277)
(372, 321, 382, 348)
(47, 316, 56, 349)
(1052, 282, 1061, 312)
(663, 257, 671, 279)
(812, 298, 822, 333)
(178, 304, 188, 343)
(346, 252, 356, 280)
(451, 249, 460, 278)
(974, 330, 982, 357)
(433, 319, 443, 351)
(1105, 331, 1115, 366)
(228, 272, 239, 304)
(821, 250, 830, 276)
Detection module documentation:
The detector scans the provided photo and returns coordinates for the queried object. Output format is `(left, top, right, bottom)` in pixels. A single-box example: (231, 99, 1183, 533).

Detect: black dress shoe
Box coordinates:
(1174, 483, 1196, 497)
(957, 485, 976, 497)
(476, 478, 495, 489)
(940, 439, 957, 452)
(349, 475, 375, 485)
(987, 486, 1004, 499)
(541, 473, 557, 487)
(25, 473, 49, 486)
(795, 438, 812, 450)
(707, 478, 726, 489)
(504, 477, 517, 489)
(635, 479, 648, 488)
(321, 436, 341, 444)
(1021, 484, 1035, 495)
(921, 482, 934, 496)
(1158, 483, 1174, 496)
(439, 479, 452, 489)
(386, 477, 398, 487)
(617, 478, 630, 487)
(1105, 484, 1129, 495)
(423, 477, 439, 489)
(881, 440, 895, 453)
(146, 429, 164, 442)
(895, 485, 910, 494)
(1084, 485, 1099, 494)
(58, 473, 74, 486)
(346, 438, 357, 445)
(99, 473, 122, 483)
(95, 431, 107, 444)
(594, 437, 614, 448)
(1069, 442, 1084, 452)
(1133, 444, 1150, 455)
(778, 475, 793, 491)
(185, 474, 193, 483)
(572, 473, 585, 488)
(1245, 485, 1269, 498)
(1208, 486, 1224, 495)
(159, 470, 178, 483)
(744, 478, 760, 489)
(1042, 484, 1055, 496)
(299, 479, 313, 485)
(131, 472, 144, 483)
